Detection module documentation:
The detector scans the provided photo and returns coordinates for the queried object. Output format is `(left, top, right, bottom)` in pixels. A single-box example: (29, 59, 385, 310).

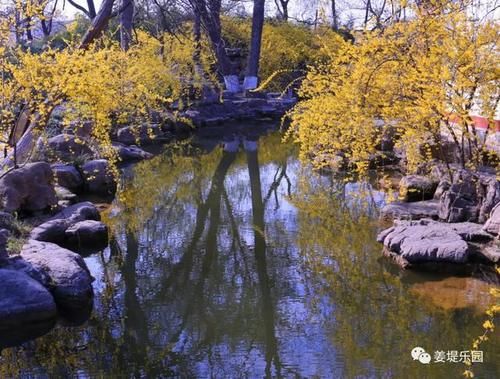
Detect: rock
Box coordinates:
(0, 211, 16, 232)
(30, 202, 105, 251)
(439, 182, 479, 223)
(116, 124, 171, 146)
(21, 240, 94, 312)
(46, 134, 94, 161)
(55, 186, 78, 204)
(0, 229, 9, 262)
(0, 162, 57, 213)
(50, 201, 101, 223)
(437, 169, 499, 223)
(1, 256, 52, 288)
(81, 160, 116, 196)
(477, 174, 500, 223)
(30, 219, 69, 245)
(484, 202, 500, 236)
(380, 200, 440, 220)
(0, 269, 57, 327)
(65, 220, 108, 250)
(377, 219, 493, 266)
(66, 120, 94, 138)
(398, 175, 438, 202)
(51, 163, 83, 192)
(113, 143, 154, 162)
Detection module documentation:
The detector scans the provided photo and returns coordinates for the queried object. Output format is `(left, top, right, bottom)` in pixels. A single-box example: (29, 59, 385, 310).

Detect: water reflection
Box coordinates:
(0, 131, 498, 378)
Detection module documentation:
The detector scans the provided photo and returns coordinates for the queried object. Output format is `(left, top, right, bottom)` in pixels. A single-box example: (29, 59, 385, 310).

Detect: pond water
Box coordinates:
(1, 128, 499, 378)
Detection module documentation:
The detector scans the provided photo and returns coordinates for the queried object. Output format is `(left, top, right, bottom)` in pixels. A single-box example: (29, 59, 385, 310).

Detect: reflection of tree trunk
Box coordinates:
(158, 141, 238, 297)
(123, 232, 149, 371)
(245, 140, 281, 378)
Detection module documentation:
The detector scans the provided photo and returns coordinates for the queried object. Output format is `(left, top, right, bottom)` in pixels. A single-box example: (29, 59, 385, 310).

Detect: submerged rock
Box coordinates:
(377, 219, 493, 267)
(0, 269, 57, 328)
(0, 162, 57, 213)
(21, 240, 94, 313)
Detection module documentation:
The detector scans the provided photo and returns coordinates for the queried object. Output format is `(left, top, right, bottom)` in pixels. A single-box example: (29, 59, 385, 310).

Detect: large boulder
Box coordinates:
(377, 219, 493, 266)
(0, 162, 57, 213)
(380, 200, 440, 221)
(0, 269, 57, 328)
(46, 134, 94, 162)
(51, 163, 84, 192)
(484, 202, 500, 236)
(398, 175, 438, 202)
(21, 240, 94, 313)
(437, 169, 499, 223)
(81, 159, 117, 196)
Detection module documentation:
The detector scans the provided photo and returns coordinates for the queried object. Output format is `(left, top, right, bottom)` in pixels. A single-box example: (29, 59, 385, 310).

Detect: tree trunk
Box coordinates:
(332, 0, 338, 30)
(87, 0, 97, 19)
(80, 0, 116, 49)
(244, 0, 266, 90)
(120, 0, 134, 51)
(191, 0, 239, 92)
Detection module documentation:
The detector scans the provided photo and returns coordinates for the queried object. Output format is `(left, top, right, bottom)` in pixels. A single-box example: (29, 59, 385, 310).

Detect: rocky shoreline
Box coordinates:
(377, 167, 500, 268)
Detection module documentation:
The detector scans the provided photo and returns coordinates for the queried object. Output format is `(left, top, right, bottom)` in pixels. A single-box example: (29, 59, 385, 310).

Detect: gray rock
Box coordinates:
(0, 269, 57, 327)
(31, 202, 104, 250)
(116, 124, 170, 146)
(0, 211, 16, 232)
(0, 162, 57, 213)
(81, 160, 116, 196)
(51, 164, 83, 192)
(30, 219, 69, 244)
(50, 201, 101, 223)
(65, 220, 108, 250)
(113, 143, 154, 162)
(55, 186, 78, 204)
(398, 175, 438, 202)
(484, 202, 500, 236)
(21, 240, 94, 312)
(0, 228, 9, 261)
(380, 200, 440, 220)
(437, 169, 499, 223)
(377, 219, 492, 265)
(46, 134, 94, 161)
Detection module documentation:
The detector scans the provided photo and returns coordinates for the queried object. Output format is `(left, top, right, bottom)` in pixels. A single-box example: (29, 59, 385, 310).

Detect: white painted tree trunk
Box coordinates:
(223, 75, 240, 93)
(243, 76, 259, 90)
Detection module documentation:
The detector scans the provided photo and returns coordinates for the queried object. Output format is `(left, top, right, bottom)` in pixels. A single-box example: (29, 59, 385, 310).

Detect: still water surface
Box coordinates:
(0, 129, 499, 378)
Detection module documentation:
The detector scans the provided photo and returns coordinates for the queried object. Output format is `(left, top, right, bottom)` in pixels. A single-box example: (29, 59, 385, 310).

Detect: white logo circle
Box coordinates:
(411, 347, 426, 360)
